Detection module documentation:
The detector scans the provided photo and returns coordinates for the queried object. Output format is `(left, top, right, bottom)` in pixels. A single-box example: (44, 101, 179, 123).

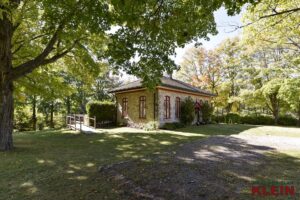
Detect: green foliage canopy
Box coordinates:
(5, 0, 258, 86)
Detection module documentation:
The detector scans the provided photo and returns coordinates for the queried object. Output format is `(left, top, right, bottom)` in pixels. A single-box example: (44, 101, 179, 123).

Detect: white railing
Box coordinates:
(66, 114, 96, 131)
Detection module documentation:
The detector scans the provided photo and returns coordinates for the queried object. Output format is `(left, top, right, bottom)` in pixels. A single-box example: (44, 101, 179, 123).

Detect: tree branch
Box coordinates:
(287, 38, 300, 50)
(11, 23, 64, 79)
(260, 7, 300, 19)
(228, 7, 300, 32)
(12, 39, 79, 80)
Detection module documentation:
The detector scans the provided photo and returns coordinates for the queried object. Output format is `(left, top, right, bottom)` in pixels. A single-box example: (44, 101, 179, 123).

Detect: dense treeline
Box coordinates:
(15, 67, 120, 131)
(176, 0, 300, 126)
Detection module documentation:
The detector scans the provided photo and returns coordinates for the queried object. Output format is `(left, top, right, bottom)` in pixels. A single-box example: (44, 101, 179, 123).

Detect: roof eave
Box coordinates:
(109, 84, 217, 97)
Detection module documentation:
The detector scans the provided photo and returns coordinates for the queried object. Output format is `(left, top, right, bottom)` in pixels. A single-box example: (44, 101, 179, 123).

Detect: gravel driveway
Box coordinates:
(99, 134, 297, 199)
(233, 134, 300, 151)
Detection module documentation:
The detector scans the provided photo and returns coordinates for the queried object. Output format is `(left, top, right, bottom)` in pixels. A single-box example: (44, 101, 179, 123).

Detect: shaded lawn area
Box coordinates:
(0, 124, 300, 199)
(0, 128, 206, 200)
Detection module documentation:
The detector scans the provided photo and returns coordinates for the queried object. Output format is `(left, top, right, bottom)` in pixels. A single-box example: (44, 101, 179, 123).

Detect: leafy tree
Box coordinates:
(260, 79, 283, 124)
(213, 82, 231, 114)
(239, 37, 293, 118)
(92, 73, 121, 101)
(176, 47, 221, 93)
(279, 78, 300, 126)
(15, 67, 75, 129)
(216, 37, 243, 113)
(0, 0, 254, 150)
(242, 0, 300, 75)
(243, 0, 300, 52)
(239, 89, 266, 115)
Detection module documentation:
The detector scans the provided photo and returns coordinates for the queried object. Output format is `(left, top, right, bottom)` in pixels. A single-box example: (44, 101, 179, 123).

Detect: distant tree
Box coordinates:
(176, 47, 221, 94)
(216, 37, 243, 113)
(260, 79, 284, 124)
(279, 78, 300, 126)
(239, 38, 294, 117)
(92, 73, 121, 101)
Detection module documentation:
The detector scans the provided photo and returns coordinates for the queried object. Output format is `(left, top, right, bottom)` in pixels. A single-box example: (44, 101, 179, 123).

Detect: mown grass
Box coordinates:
(1, 124, 300, 199)
(0, 128, 205, 200)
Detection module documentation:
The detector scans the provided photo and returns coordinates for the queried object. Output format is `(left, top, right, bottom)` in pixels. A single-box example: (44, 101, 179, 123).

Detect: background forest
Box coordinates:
(176, 0, 300, 126)
(14, 0, 300, 131)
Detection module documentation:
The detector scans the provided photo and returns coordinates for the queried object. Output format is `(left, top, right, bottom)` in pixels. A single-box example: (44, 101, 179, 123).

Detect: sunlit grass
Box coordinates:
(238, 126, 300, 138)
(1, 124, 300, 199)
(0, 128, 204, 200)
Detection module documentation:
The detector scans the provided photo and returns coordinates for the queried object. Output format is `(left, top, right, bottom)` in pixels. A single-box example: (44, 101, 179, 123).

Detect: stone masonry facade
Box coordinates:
(157, 88, 211, 126)
(115, 87, 212, 128)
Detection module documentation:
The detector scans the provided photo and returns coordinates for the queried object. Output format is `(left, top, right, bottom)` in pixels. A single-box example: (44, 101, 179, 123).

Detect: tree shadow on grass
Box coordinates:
(1, 130, 206, 200)
(98, 136, 300, 200)
(3, 127, 300, 199)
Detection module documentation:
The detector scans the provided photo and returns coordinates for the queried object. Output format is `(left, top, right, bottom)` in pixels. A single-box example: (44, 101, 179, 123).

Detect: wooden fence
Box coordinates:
(66, 114, 96, 131)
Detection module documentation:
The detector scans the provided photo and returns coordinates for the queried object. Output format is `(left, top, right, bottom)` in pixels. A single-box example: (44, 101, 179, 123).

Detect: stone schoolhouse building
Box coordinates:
(110, 77, 215, 128)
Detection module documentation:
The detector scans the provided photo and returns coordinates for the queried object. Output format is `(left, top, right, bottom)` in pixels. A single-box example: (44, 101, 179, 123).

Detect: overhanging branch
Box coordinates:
(228, 7, 300, 32)
(12, 39, 79, 80)
(11, 23, 64, 80)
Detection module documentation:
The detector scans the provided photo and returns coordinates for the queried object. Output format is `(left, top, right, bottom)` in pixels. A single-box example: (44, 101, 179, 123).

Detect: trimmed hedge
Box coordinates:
(161, 122, 185, 130)
(213, 113, 298, 126)
(86, 101, 116, 123)
(241, 115, 274, 125)
(278, 116, 298, 126)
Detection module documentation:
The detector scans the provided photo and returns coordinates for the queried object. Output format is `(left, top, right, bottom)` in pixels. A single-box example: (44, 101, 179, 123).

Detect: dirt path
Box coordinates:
(99, 136, 287, 199)
(234, 134, 300, 151)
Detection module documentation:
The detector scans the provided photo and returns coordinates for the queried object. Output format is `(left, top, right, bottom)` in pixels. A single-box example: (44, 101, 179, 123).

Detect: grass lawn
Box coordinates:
(1, 124, 300, 199)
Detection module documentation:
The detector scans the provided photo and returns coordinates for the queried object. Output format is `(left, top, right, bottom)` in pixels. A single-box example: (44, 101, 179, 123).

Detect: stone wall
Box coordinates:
(115, 88, 212, 128)
(115, 90, 155, 128)
(157, 88, 211, 126)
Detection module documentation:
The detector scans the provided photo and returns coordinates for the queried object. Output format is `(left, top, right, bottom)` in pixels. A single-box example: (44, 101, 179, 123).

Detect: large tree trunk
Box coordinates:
(0, 15, 14, 151)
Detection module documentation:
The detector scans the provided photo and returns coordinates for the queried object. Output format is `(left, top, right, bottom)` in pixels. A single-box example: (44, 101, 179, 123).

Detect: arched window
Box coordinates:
(164, 96, 171, 119)
(122, 98, 128, 118)
(175, 97, 180, 118)
(139, 96, 146, 119)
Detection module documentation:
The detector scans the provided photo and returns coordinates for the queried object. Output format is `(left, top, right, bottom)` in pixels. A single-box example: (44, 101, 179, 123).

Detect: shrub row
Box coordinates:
(212, 113, 298, 126)
(86, 101, 116, 123)
(161, 122, 185, 130)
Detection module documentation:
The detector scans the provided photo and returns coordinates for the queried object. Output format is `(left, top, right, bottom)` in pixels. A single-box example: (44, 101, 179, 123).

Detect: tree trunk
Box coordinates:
(273, 109, 279, 125)
(66, 97, 71, 114)
(50, 102, 54, 128)
(32, 96, 37, 131)
(269, 94, 279, 125)
(297, 107, 300, 127)
(226, 103, 232, 114)
(0, 15, 14, 151)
